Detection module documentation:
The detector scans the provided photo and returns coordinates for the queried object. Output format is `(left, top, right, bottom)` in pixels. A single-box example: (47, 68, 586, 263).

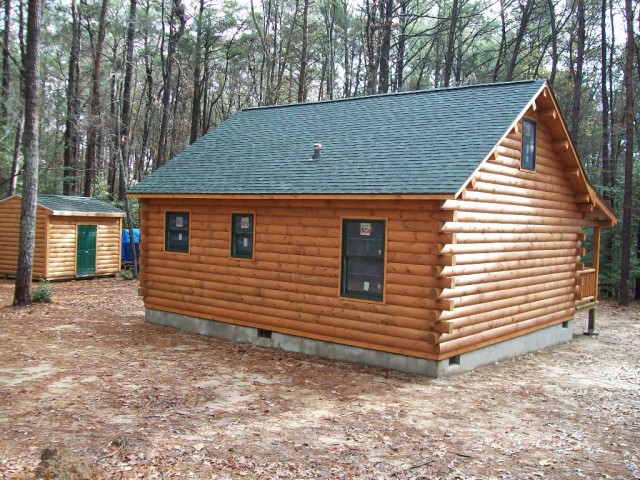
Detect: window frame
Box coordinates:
(340, 218, 387, 302)
(164, 211, 191, 254)
(521, 118, 537, 171)
(230, 213, 256, 260)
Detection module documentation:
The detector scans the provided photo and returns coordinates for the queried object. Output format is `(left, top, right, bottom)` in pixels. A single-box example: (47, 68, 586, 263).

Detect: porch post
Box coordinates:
(586, 226, 601, 334)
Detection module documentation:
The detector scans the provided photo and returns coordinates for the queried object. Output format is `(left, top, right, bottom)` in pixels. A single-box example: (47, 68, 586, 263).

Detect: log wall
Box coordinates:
(139, 199, 451, 359)
(137, 113, 598, 362)
(47, 216, 121, 279)
(436, 113, 585, 356)
(0, 197, 46, 278)
(96, 219, 122, 275)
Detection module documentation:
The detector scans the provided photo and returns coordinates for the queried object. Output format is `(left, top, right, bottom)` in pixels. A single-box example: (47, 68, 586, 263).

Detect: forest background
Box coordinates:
(0, 0, 638, 301)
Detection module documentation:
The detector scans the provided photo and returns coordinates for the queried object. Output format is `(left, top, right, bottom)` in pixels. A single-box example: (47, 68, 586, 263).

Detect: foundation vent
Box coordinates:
(257, 328, 272, 339)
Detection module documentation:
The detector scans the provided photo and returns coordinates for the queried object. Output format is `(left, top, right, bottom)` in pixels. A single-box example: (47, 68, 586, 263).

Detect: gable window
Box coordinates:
(521, 118, 536, 171)
(231, 213, 254, 258)
(341, 219, 385, 301)
(165, 212, 190, 253)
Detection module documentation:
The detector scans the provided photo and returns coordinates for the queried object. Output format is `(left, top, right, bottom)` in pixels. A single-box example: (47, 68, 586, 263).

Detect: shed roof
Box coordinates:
(128, 79, 547, 196)
(1, 194, 125, 216)
(37, 195, 125, 215)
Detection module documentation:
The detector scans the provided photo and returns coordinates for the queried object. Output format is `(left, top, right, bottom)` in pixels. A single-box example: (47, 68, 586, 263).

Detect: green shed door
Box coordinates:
(76, 225, 97, 277)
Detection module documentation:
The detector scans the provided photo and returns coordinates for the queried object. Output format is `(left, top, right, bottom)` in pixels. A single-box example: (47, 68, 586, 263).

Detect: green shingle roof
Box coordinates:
(129, 79, 546, 196)
(36, 195, 125, 215)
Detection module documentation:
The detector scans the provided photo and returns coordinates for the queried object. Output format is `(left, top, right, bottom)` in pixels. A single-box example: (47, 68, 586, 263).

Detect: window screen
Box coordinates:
(341, 219, 385, 300)
(231, 214, 254, 258)
(522, 119, 536, 170)
(165, 212, 189, 253)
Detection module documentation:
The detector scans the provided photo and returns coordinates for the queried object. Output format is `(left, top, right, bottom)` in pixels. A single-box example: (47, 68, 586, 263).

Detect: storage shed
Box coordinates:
(0, 194, 125, 280)
(128, 79, 616, 377)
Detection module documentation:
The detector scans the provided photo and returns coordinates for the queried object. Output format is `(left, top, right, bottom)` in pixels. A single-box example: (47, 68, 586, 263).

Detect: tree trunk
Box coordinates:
(547, 0, 558, 86)
(189, 0, 203, 144)
(600, 0, 610, 202)
(377, 0, 392, 93)
(297, 0, 309, 102)
(1, 0, 10, 126)
(119, 0, 137, 200)
(62, 0, 81, 196)
(607, 0, 617, 189)
(8, 110, 23, 196)
(492, 0, 507, 82)
(618, 0, 634, 305)
(200, 48, 209, 133)
(156, 0, 185, 169)
(114, 95, 138, 280)
(168, 63, 181, 159)
(454, 33, 462, 83)
(83, 0, 108, 197)
(14, 0, 41, 306)
(636, 8, 640, 301)
(433, 7, 442, 88)
(505, 0, 534, 81)
(364, 0, 378, 95)
(570, 0, 585, 144)
(7, 0, 25, 198)
(136, 0, 153, 180)
(107, 53, 117, 198)
(326, 2, 335, 99)
(636, 218, 640, 300)
(599, 0, 614, 280)
(342, 0, 351, 97)
(443, 0, 459, 87)
(396, 0, 406, 91)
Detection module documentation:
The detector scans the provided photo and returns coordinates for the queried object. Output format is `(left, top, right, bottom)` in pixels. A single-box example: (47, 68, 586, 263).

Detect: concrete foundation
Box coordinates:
(146, 308, 574, 377)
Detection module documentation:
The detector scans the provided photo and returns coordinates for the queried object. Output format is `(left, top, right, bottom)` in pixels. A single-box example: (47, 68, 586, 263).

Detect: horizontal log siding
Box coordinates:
(437, 115, 584, 356)
(46, 219, 77, 278)
(96, 219, 121, 275)
(34, 210, 46, 278)
(47, 216, 121, 279)
(139, 199, 446, 359)
(0, 197, 46, 278)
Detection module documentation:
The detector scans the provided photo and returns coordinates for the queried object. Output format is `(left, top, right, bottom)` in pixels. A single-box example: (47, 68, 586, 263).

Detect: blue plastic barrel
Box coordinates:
(121, 228, 140, 263)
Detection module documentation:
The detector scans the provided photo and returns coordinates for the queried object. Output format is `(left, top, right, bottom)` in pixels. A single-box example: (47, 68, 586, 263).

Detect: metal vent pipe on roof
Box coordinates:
(311, 143, 322, 160)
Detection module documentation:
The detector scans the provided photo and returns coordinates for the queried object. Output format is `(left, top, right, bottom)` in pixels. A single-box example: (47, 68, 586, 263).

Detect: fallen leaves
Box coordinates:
(0, 279, 638, 479)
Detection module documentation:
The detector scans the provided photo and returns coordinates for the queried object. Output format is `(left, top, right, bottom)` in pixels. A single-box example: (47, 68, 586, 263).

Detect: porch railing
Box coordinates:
(577, 268, 597, 302)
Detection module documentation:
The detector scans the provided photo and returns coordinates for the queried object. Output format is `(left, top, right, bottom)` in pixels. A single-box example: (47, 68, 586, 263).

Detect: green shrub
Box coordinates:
(119, 269, 134, 280)
(32, 280, 52, 303)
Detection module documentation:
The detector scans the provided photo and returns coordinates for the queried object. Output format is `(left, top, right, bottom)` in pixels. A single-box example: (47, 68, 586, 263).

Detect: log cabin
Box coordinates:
(0, 194, 125, 280)
(128, 79, 616, 377)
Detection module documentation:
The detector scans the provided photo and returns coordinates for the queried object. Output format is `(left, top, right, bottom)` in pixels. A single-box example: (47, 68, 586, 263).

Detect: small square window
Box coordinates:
(521, 119, 536, 171)
(165, 212, 189, 253)
(231, 213, 254, 258)
(341, 219, 385, 301)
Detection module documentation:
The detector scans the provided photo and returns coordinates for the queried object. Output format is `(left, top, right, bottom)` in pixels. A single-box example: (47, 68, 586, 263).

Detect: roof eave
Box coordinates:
(3, 193, 125, 216)
(48, 210, 126, 217)
(127, 192, 457, 200)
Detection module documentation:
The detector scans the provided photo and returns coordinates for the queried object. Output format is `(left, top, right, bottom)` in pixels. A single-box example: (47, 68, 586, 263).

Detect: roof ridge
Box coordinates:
(242, 78, 546, 112)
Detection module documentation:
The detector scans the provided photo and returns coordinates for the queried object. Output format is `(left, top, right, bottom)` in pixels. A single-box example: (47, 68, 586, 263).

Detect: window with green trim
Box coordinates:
(522, 118, 536, 170)
(341, 219, 385, 301)
(165, 212, 189, 253)
(231, 213, 254, 258)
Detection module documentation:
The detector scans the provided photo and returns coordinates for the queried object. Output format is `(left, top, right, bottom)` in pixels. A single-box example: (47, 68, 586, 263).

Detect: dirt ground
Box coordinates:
(0, 278, 638, 480)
